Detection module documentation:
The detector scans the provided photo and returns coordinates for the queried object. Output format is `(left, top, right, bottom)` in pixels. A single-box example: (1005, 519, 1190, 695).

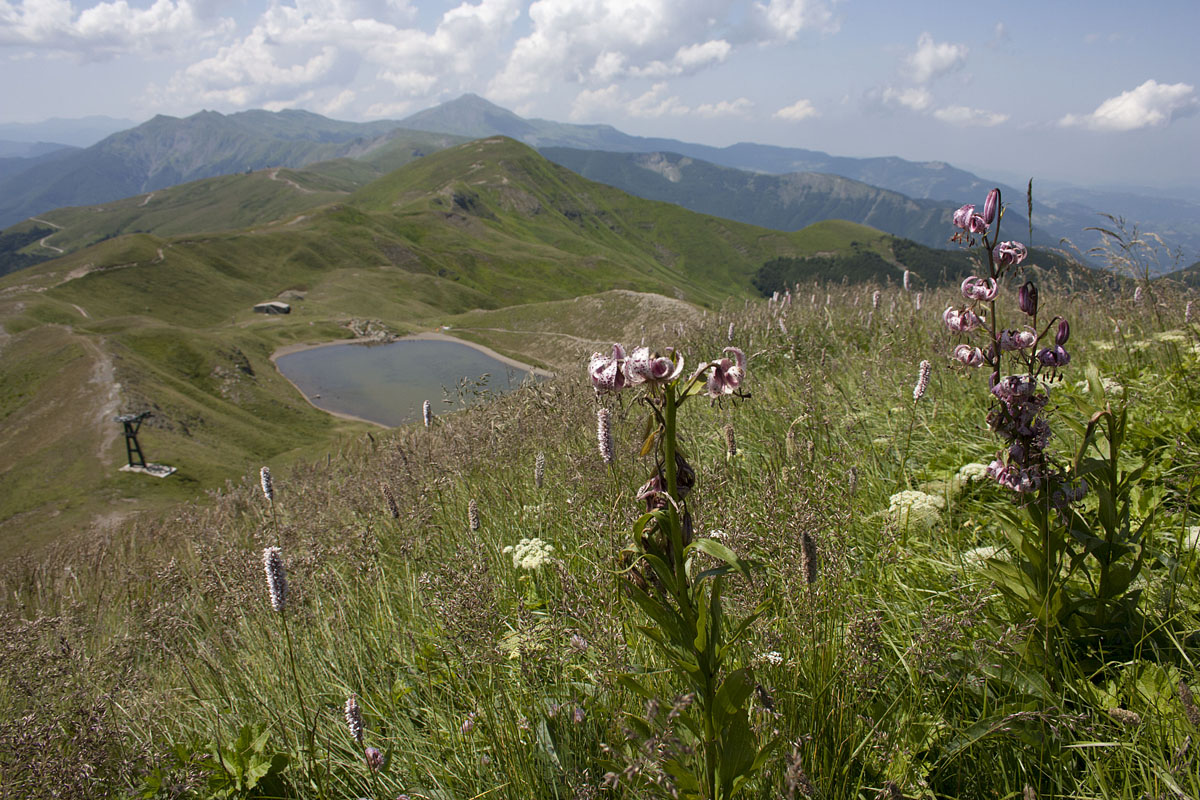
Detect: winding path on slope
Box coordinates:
(30, 217, 64, 254)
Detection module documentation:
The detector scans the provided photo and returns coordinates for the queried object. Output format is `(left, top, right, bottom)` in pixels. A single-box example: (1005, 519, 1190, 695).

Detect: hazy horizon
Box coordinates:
(1, 1, 1197, 191)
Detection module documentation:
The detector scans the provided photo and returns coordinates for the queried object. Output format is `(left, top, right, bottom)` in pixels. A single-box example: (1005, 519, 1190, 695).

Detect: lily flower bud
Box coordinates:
(983, 188, 1000, 225)
(1017, 281, 1038, 316)
(1056, 319, 1070, 346)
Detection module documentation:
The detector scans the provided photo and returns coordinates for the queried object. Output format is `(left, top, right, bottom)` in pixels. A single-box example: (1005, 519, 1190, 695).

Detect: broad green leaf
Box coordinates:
(714, 668, 755, 727)
(686, 538, 751, 579)
(718, 713, 756, 794)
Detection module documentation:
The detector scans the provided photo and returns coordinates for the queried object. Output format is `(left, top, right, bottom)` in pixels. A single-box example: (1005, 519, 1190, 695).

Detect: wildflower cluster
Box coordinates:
(943, 187, 1077, 498)
(887, 490, 945, 530)
(502, 537, 555, 570)
(588, 343, 747, 400)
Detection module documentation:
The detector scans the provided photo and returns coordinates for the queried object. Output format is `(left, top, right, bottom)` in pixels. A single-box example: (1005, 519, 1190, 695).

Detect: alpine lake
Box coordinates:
(275, 337, 543, 427)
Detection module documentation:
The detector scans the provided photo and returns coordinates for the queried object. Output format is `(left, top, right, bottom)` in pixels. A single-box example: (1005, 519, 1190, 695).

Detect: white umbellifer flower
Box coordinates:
(887, 490, 945, 529)
(1154, 330, 1188, 344)
(1183, 526, 1200, 554)
(955, 462, 990, 485)
(1074, 376, 1124, 395)
(961, 545, 1003, 567)
(756, 651, 784, 666)
(501, 537, 555, 570)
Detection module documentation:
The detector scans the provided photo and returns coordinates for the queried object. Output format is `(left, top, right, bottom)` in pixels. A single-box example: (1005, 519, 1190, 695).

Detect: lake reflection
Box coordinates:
(276, 339, 537, 427)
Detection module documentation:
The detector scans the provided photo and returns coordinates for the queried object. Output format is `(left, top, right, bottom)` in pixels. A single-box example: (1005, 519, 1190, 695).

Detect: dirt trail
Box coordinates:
(269, 168, 316, 194)
(80, 336, 121, 466)
(457, 326, 605, 347)
(30, 216, 64, 254)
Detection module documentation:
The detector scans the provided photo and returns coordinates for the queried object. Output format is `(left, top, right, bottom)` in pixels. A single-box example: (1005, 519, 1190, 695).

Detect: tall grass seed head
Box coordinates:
(468, 499, 480, 531)
(260, 466, 273, 502)
(262, 546, 287, 612)
(345, 694, 364, 745)
(799, 530, 819, 585)
(534, 451, 545, 488)
(596, 407, 613, 464)
(422, 399, 432, 428)
(913, 360, 931, 402)
(381, 483, 400, 518)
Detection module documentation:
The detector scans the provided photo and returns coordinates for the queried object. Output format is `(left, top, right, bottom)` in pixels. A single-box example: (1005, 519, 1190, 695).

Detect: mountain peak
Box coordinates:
(400, 94, 536, 139)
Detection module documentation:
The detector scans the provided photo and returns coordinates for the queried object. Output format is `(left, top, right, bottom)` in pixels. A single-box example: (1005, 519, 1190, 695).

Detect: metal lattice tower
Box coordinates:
(116, 412, 151, 468)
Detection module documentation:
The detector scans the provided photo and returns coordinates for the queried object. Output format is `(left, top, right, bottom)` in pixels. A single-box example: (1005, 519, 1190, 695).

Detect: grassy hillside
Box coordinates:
(1, 130, 467, 264)
(0, 138, 877, 552)
(1, 276, 1196, 799)
(541, 148, 957, 248)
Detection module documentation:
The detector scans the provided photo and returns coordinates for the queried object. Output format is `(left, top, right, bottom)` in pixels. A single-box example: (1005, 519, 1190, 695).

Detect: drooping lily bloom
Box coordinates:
(968, 213, 989, 234)
(1037, 345, 1070, 367)
(698, 347, 746, 398)
(998, 328, 1038, 351)
(953, 344, 985, 367)
(983, 188, 1000, 225)
(943, 306, 984, 333)
(962, 276, 999, 302)
(993, 241, 1028, 266)
(953, 204, 975, 229)
(588, 344, 627, 394)
(626, 346, 684, 386)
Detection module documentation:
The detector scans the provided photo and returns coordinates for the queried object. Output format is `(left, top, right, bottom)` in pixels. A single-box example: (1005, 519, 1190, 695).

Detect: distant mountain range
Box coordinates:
(402, 94, 998, 203)
(0, 110, 408, 228)
(0, 95, 1195, 267)
(0, 115, 138, 147)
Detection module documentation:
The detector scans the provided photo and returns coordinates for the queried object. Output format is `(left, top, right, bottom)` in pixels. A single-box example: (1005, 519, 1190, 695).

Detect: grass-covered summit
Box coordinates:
(0, 137, 896, 552)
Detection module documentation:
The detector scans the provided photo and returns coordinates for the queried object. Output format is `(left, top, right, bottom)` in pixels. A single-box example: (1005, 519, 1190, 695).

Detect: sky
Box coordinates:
(1, 0, 1198, 191)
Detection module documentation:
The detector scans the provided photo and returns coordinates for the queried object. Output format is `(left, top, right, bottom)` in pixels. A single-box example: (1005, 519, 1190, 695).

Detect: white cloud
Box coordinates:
(697, 97, 753, 117)
(933, 105, 1008, 127)
(630, 39, 731, 78)
(490, 0, 837, 103)
(159, 0, 521, 111)
(572, 83, 750, 120)
(628, 83, 689, 118)
(906, 32, 967, 83)
(750, 0, 838, 40)
(569, 84, 624, 120)
(774, 98, 818, 121)
(0, 0, 232, 59)
(1059, 79, 1198, 131)
(880, 86, 932, 112)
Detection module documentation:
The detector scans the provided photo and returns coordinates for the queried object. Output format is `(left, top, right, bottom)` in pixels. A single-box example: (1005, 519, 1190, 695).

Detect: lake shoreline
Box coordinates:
(269, 330, 555, 428)
(270, 330, 555, 379)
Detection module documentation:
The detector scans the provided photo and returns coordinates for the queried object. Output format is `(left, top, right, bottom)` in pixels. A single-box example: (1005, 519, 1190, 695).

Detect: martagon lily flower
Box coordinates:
(588, 344, 627, 394)
(626, 346, 684, 386)
(695, 347, 746, 398)
(961, 276, 999, 302)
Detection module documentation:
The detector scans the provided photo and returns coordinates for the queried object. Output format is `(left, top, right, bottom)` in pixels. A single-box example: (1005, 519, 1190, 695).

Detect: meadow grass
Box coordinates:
(1, 277, 1198, 799)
